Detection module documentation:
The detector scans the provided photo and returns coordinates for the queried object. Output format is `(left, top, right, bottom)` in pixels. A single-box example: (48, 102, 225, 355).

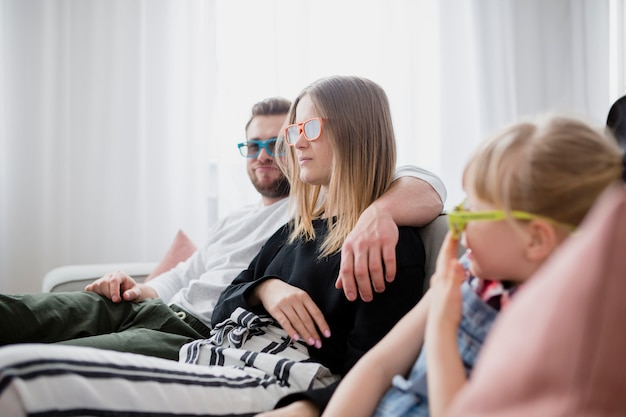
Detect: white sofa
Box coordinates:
(42, 262, 157, 293)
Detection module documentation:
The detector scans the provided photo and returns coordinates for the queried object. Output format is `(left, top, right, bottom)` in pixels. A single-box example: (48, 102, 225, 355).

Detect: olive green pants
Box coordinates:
(0, 292, 211, 360)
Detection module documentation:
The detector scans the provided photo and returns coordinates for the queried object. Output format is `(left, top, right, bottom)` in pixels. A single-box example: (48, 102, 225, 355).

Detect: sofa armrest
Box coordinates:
(42, 262, 158, 293)
(417, 214, 466, 292)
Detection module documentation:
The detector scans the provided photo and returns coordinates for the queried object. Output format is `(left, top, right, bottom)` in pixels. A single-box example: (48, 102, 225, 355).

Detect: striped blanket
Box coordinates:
(181, 307, 339, 391)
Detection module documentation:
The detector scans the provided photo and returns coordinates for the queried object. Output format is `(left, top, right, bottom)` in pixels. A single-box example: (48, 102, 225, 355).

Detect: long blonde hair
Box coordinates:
(464, 115, 623, 227)
(278, 75, 397, 257)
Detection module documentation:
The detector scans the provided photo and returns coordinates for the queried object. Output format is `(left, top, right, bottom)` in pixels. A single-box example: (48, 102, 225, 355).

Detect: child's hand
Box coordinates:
(425, 233, 470, 417)
(427, 232, 466, 332)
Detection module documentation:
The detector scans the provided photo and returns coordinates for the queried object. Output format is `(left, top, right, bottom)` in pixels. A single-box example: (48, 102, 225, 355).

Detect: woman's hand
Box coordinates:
(255, 279, 331, 348)
(85, 270, 157, 303)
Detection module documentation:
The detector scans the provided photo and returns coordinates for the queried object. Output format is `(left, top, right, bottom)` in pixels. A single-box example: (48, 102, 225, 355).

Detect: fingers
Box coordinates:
(291, 300, 330, 348)
(427, 257, 466, 333)
(448, 259, 466, 286)
(381, 243, 397, 283)
(338, 210, 400, 302)
(304, 299, 331, 342)
(84, 273, 116, 300)
(107, 273, 124, 302)
(84, 270, 136, 303)
(122, 286, 141, 302)
(273, 309, 299, 342)
(362, 243, 385, 292)
(279, 300, 330, 348)
(338, 236, 397, 303)
(336, 248, 357, 300)
(262, 282, 331, 348)
(337, 252, 392, 303)
(431, 255, 465, 290)
(337, 247, 381, 303)
(353, 245, 377, 302)
(430, 232, 464, 293)
(435, 231, 460, 274)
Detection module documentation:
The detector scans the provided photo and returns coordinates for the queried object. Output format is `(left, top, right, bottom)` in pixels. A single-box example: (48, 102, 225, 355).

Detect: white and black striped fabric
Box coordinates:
(181, 307, 337, 390)
(0, 309, 338, 416)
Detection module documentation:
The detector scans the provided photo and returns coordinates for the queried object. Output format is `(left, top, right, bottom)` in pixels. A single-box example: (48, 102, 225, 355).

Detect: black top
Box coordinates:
(212, 218, 426, 411)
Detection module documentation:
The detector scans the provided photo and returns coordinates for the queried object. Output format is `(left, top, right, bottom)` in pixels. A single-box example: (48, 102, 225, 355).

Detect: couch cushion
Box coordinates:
(145, 230, 197, 281)
(445, 182, 626, 417)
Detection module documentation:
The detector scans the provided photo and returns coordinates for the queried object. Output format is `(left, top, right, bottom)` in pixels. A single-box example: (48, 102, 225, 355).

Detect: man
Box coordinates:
(86, 98, 297, 331)
(0, 97, 446, 361)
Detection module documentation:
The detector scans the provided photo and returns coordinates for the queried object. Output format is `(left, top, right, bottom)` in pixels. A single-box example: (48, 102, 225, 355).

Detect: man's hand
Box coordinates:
(336, 204, 399, 302)
(255, 400, 319, 417)
(85, 270, 157, 303)
(336, 174, 444, 302)
(255, 279, 331, 348)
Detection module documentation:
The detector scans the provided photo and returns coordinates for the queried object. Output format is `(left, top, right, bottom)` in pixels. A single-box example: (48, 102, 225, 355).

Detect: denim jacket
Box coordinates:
(372, 279, 499, 417)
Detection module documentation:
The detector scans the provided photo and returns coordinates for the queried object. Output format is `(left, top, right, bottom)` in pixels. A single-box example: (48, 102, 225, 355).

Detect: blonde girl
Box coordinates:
(323, 114, 623, 417)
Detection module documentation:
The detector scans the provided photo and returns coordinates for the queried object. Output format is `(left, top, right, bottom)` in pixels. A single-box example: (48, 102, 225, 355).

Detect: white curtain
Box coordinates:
(0, 0, 618, 293)
(437, 0, 613, 206)
(0, 0, 216, 293)
(215, 0, 614, 215)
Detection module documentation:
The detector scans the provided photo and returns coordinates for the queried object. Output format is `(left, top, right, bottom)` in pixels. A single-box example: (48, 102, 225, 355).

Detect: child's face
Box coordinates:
(461, 194, 533, 283)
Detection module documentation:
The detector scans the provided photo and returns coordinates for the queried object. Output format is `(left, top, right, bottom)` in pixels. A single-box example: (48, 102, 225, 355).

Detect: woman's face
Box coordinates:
(461, 193, 531, 283)
(292, 94, 333, 188)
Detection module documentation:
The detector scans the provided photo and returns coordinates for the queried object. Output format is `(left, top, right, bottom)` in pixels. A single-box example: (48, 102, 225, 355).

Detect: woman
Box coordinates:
(0, 75, 426, 416)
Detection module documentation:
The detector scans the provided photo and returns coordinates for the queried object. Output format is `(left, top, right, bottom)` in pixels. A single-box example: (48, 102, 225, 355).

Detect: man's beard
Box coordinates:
(252, 176, 290, 199)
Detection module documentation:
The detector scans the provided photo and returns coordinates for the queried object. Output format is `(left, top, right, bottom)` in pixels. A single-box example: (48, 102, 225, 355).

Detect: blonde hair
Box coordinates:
(464, 115, 623, 228)
(278, 75, 396, 257)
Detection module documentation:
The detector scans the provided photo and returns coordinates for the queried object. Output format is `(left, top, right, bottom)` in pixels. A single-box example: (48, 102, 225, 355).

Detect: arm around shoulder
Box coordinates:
(337, 167, 445, 301)
(389, 165, 446, 227)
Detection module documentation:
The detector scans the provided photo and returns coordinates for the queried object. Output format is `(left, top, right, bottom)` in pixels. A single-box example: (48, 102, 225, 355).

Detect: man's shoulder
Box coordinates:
(227, 198, 288, 217)
(202, 198, 290, 246)
(214, 198, 289, 231)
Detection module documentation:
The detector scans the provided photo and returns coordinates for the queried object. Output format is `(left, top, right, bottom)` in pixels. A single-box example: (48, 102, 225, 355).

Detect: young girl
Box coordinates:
(0, 76, 426, 416)
(322, 114, 624, 417)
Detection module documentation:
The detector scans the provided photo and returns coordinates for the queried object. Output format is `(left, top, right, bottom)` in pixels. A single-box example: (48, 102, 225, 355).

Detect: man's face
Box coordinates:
(245, 114, 289, 200)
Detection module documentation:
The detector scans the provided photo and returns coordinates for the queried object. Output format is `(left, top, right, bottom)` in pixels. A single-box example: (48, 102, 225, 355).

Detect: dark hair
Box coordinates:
(606, 95, 626, 152)
(245, 97, 292, 132)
